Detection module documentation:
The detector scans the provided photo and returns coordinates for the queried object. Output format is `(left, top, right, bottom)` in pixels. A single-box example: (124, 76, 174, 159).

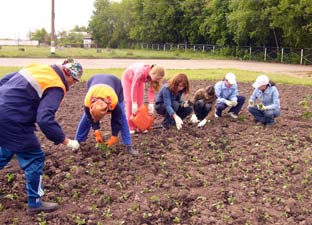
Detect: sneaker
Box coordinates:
(214, 113, 220, 118)
(128, 148, 139, 156)
(28, 201, 59, 213)
(126, 146, 139, 156)
(228, 112, 238, 119)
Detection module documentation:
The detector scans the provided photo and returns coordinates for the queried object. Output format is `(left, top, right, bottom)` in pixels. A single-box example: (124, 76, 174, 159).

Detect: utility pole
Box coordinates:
(50, 0, 55, 54)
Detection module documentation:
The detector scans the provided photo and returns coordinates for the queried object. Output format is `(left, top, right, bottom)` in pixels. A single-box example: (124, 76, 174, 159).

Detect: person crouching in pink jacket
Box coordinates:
(121, 62, 165, 134)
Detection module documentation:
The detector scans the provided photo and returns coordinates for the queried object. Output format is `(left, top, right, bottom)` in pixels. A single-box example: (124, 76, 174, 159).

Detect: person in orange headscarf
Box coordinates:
(75, 74, 138, 156)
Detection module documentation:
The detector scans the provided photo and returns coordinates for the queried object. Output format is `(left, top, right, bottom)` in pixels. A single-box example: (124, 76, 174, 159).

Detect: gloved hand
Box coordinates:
(105, 136, 118, 147)
(230, 101, 238, 107)
(132, 102, 138, 115)
(257, 103, 267, 111)
(94, 130, 103, 143)
(190, 114, 199, 123)
(248, 100, 254, 107)
(173, 114, 183, 130)
(148, 103, 154, 115)
(181, 100, 192, 108)
(67, 139, 80, 150)
(197, 119, 207, 127)
(225, 100, 232, 106)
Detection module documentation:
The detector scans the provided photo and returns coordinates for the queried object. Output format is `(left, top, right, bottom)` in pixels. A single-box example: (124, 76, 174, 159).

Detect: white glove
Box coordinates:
(173, 115, 183, 130)
(190, 114, 199, 123)
(148, 103, 154, 114)
(67, 139, 80, 150)
(231, 101, 237, 107)
(225, 100, 232, 106)
(197, 119, 207, 127)
(248, 100, 254, 107)
(132, 102, 138, 114)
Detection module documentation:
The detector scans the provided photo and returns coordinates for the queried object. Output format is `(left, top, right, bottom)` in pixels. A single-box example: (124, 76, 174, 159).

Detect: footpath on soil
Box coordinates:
(1, 80, 312, 225)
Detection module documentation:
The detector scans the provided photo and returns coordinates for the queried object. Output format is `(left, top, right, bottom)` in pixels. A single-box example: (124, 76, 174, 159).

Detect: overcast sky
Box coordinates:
(0, 0, 95, 39)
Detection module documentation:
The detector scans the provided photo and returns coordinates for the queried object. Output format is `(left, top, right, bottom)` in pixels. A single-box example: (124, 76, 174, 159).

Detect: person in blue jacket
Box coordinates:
(0, 58, 83, 213)
(155, 73, 193, 130)
(75, 74, 138, 156)
(214, 72, 246, 119)
(248, 75, 281, 125)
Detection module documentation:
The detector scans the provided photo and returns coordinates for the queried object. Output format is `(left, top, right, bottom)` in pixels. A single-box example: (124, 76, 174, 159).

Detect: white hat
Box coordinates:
(252, 75, 269, 89)
(225, 72, 236, 85)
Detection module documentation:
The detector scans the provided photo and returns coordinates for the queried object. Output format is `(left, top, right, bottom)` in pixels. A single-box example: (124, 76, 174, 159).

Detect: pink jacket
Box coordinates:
(121, 62, 154, 103)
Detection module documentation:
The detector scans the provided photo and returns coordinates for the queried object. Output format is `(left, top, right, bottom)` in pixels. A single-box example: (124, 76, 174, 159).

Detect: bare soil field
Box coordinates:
(1, 79, 312, 225)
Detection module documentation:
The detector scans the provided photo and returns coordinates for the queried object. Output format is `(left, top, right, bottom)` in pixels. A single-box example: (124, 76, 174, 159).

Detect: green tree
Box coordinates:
(29, 28, 50, 45)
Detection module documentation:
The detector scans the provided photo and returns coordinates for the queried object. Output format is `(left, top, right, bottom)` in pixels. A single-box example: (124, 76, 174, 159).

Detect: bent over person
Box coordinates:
(122, 62, 165, 134)
(75, 74, 138, 156)
(0, 58, 83, 213)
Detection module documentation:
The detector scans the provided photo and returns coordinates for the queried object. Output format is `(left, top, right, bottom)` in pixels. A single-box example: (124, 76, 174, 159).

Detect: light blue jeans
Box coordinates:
(0, 146, 45, 207)
(248, 106, 281, 125)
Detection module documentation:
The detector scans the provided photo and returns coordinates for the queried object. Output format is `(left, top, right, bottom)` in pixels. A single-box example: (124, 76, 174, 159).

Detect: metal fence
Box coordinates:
(128, 43, 312, 65)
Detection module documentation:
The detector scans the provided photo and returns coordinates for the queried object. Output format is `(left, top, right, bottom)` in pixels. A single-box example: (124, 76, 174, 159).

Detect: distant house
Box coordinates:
(83, 33, 93, 48)
(0, 39, 39, 46)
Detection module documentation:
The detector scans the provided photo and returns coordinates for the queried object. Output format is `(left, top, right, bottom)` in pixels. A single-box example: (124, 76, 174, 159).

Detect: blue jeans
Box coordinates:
(193, 99, 212, 120)
(216, 96, 246, 117)
(156, 100, 193, 128)
(248, 106, 280, 125)
(75, 101, 131, 145)
(0, 146, 45, 207)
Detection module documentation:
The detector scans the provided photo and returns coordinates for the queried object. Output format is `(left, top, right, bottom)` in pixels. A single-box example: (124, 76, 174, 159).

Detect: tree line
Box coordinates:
(88, 0, 312, 49)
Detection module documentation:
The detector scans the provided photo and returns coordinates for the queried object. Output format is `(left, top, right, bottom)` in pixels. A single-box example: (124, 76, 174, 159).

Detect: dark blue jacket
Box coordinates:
(0, 64, 68, 152)
(155, 84, 183, 116)
(84, 74, 124, 137)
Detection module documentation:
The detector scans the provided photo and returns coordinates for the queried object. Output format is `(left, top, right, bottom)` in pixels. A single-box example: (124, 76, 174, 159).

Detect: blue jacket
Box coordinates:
(155, 84, 183, 116)
(214, 80, 238, 104)
(84, 74, 124, 137)
(0, 64, 69, 152)
(249, 84, 280, 110)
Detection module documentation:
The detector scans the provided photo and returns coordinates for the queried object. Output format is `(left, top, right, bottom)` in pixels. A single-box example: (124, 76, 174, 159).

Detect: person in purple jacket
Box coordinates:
(0, 58, 83, 213)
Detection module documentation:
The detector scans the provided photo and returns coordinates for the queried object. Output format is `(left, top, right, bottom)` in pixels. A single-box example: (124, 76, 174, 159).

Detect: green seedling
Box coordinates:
(6, 173, 15, 183)
(257, 103, 265, 110)
(96, 143, 112, 155)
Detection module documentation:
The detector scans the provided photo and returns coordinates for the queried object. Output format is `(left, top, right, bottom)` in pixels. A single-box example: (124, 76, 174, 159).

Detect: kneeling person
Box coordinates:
(190, 85, 217, 127)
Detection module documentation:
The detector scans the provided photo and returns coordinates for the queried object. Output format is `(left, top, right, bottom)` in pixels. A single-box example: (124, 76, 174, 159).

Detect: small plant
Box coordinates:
(299, 96, 312, 119)
(96, 143, 112, 155)
(257, 103, 265, 110)
(6, 173, 15, 183)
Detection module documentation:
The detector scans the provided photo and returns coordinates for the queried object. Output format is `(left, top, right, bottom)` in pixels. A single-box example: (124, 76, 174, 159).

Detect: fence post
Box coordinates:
(264, 48, 267, 61)
(281, 48, 284, 63)
(300, 49, 303, 65)
(163, 44, 166, 51)
(249, 47, 252, 60)
(213, 45, 215, 53)
(194, 45, 196, 52)
(202, 45, 205, 52)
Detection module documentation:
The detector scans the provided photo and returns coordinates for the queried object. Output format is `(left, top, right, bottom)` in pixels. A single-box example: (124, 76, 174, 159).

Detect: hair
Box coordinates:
(205, 85, 215, 96)
(168, 73, 190, 96)
(269, 80, 276, 87)
(149, 65, 165, 92)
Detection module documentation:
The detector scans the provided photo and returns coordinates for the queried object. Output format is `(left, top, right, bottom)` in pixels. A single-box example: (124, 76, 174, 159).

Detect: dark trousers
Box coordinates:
(194, 100, 212, 120)
(215, 95, 246, 117)
(156, 101, 193, 128)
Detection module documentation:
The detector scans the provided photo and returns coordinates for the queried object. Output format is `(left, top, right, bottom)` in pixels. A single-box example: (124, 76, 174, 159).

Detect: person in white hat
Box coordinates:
(247, 75, 281, 125)
(214, 72, 246, 118)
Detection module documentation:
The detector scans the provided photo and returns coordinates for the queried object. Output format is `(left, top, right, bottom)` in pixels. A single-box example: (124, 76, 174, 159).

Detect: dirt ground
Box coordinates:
(1, 79, 312, 225)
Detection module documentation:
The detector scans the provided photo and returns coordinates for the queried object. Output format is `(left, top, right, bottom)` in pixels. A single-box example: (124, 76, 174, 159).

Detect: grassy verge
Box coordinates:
(1, 66, 312, 86)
